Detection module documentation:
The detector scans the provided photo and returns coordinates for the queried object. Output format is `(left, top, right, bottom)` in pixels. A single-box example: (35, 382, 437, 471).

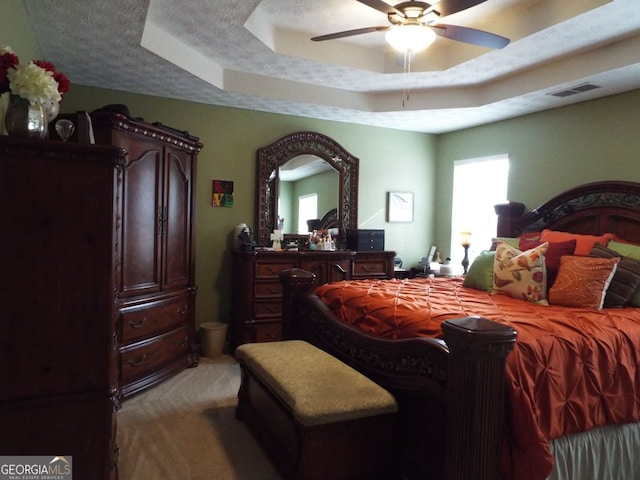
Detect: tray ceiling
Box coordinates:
(22, 0, 640, 133)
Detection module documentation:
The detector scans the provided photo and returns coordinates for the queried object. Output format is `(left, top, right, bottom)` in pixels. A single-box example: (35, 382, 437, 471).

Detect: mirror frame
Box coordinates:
(256, 131, 359, 246)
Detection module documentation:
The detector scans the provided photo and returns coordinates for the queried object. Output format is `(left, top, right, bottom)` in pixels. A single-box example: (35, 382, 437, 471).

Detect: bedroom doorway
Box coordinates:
(450, 155, 509, 270)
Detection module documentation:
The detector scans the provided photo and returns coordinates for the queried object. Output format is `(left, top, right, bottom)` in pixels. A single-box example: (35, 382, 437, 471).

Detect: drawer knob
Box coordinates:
(128, 317, 147, 329)
(177, 306, 188, 315)
(127, 354, 148, 368)
(176, 336, 188, 348)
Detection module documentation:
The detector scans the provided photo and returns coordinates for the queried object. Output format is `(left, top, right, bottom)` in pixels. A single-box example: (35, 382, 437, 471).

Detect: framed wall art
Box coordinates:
(387, 191, 414, 222)
(212, 180, 234, 207)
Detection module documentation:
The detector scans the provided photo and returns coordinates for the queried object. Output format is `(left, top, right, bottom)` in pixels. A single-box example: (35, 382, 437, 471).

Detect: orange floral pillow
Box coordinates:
(548, 256, 619, 309)
(492, 242, 548, 304)
(540, 229, 614, 256)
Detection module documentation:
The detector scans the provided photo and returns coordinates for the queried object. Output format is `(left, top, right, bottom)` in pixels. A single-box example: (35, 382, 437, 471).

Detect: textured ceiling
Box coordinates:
(21, 0, 640, 133)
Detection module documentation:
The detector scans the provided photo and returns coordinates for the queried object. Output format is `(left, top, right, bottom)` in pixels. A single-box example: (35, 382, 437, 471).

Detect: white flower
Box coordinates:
(6, 61, 61, 105)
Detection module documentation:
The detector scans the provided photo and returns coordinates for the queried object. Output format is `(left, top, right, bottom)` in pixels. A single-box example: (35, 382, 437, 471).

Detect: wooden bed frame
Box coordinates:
(280, 181, 640, 480)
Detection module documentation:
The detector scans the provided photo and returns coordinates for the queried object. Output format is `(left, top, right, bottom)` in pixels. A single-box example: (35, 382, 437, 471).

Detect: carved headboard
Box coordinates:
(496, 181, 640, 243)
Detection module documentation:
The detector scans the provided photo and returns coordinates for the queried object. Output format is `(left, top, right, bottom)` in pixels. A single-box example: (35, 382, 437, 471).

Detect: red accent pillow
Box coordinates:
(540, 229, 614, 256)
(519, 239, 577, 289)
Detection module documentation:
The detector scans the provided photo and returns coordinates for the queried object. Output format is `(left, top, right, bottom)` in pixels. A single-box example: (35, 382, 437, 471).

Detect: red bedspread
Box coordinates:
(313, 276, 640, 480)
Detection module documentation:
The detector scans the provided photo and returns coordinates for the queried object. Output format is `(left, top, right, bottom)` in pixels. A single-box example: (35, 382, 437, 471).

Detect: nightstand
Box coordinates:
(394, 268, 410, 279)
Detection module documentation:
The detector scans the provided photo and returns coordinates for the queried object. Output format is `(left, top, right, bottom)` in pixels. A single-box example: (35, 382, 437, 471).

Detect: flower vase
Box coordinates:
(4, 95, 47, 139)
(42, 100, 60, 137)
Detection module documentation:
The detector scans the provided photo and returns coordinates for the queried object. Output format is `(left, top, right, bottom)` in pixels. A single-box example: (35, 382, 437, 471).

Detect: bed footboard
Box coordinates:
(280, 268, 517, 480)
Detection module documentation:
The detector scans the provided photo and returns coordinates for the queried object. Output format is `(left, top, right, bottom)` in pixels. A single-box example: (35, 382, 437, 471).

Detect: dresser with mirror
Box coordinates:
(231, 131, 395, 348)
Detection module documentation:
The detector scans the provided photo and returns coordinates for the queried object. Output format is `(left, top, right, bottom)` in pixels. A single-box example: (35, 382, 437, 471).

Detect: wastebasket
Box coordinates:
(200, 322, 228, 358)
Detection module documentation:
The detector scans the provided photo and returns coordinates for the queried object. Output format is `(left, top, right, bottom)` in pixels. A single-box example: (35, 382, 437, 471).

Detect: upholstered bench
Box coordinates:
(235, 340, 398, 480)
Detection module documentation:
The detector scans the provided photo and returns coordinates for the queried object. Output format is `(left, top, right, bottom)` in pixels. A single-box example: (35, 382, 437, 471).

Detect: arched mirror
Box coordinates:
(256, 131, 359, 246)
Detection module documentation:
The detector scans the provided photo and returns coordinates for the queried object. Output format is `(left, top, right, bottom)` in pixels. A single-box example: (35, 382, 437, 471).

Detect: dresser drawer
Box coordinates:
(120, 295, 190, 344)
(351, 259, 388, 278)
(254, 299, 283, 318)
(254, 322, 282, 343)
(120, 325, 190, 383)
(299, 258, 351, 285)
(255, 261, 297, 279)
(255, 280, 283, 298)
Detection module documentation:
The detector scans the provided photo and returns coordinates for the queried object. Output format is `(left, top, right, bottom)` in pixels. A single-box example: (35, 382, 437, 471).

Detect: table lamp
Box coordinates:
(461, 231, 472, 274)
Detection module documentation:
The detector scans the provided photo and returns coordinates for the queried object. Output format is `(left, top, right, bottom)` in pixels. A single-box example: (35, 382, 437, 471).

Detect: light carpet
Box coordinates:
(117, 355, 283, 480)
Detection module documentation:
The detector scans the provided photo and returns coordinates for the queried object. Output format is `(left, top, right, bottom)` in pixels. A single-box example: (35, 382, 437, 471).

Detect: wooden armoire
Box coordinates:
(0, 136, 124, 479)
(90, 112, 202, 399)
(0, 115, 200, 479)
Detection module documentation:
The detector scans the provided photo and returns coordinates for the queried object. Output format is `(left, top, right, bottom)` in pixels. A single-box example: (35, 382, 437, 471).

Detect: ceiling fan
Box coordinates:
(311, 0, 510, 52)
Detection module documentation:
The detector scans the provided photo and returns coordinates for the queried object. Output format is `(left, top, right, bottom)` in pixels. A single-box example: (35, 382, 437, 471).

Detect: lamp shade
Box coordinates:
(385, 25, 436, 52)
(460, 231, 472, 247)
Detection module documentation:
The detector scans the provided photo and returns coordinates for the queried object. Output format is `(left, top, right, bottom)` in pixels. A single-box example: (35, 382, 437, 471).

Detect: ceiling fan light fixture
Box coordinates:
(385, 24, 436, 52)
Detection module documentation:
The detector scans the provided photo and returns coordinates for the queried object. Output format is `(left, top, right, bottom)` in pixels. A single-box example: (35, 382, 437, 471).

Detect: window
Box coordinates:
(450, 155, 509, 271)
(297, 193, 318, 234)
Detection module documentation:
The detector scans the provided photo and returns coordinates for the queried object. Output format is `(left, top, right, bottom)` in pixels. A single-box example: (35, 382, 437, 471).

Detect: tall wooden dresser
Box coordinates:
(231, 249, 395, 348)
(0, 137, 124, 479)
(91, 112, 202, 399)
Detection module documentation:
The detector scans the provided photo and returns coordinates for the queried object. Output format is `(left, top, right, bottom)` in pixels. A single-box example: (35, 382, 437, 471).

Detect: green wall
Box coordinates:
(1, 1, 39, 59)
(434, 90, 640, 254)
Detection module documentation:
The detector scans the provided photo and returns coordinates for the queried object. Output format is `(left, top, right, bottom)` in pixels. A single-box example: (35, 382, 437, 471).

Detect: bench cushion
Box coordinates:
(235, 340, 397, 426)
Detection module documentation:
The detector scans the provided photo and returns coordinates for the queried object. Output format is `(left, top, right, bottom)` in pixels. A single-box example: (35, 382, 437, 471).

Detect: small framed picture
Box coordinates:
(387, 191, 414, 222)
(212, 179, 234, 207)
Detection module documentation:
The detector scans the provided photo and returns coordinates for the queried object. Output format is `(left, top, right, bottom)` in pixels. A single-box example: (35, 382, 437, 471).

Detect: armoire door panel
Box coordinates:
(163, 149, 192, 289)
(0, 147, 117, 401)
(120, 149, 163, 296)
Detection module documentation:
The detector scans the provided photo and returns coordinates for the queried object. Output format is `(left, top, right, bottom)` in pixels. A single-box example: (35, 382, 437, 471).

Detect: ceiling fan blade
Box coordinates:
(357, 0, 406, 18)
(311, 26, 390, 42)
(434, 0, 487, 17)
(432, 24, 510, 49)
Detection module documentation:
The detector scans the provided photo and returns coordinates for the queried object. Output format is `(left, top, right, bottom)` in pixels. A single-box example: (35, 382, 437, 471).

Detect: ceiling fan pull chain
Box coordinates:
(402, 49, 412, 107)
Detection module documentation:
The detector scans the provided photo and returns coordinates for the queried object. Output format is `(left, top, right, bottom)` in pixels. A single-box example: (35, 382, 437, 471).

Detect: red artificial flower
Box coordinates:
(33, 59, 70, 98)
(0, 51, 19, 93)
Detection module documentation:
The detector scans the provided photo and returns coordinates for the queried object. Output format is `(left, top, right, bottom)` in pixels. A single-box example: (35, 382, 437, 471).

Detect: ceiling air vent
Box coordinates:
(548, 83, 601, 98)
